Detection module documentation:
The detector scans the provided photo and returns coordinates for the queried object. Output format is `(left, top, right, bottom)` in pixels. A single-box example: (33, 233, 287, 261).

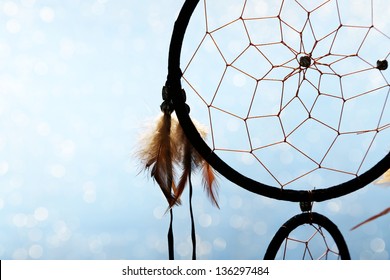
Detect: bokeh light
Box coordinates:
(0, 0, 389, 260)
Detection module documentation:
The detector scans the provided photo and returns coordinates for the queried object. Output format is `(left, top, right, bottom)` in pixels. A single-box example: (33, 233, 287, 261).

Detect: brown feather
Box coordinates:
(191, 120, 219, 207)
(172, 117, 219, 207)
(171, 138, 192, 207)
(169, 117, 192, 206)
(137, 112, 178, 206)
(202, 161, 219, 208)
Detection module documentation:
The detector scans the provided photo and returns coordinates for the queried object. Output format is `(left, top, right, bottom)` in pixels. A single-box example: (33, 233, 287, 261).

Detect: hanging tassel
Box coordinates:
(136, 85, 219, 260)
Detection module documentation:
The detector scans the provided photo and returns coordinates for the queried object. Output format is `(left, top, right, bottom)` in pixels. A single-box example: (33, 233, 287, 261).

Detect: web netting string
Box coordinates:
(280, 224, 340, 260)
(181, 0, 389, 191)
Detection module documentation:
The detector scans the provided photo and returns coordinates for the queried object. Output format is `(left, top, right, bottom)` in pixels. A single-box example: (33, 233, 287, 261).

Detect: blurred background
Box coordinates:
(0, 0, 389, 259)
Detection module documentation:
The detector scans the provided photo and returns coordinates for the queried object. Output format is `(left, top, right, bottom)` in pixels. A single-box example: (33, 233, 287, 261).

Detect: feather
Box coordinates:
(169, 117, 192, 206)
(137, 112, 178, 206)
(374, 168, 390, 186)
(191, 121, 219, 208)
(351, 207, 390, 231)
(171, 136, 192, 207)
(172, 117, 219, 207)
(202, 160, 219, 208)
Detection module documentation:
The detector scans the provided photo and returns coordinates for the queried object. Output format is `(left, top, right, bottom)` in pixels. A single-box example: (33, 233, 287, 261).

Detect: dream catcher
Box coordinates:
(139, 0, 389, 259)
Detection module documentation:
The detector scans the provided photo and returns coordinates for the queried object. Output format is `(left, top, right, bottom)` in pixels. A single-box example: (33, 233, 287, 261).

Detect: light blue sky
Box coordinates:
(0, 0, 389, 260)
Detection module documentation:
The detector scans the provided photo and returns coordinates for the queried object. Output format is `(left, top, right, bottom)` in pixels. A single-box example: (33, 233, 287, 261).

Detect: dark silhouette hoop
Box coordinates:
(165, 0, 389, 203)
(264, 212, 351, 260)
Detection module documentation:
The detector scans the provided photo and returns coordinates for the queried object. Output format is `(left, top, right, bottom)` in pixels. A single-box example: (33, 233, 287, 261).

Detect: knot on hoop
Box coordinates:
(299, 190, 313, 213)
(299, 201, 312, 212)
(161, 85, 191, 114)
(161, 86, 174, 114)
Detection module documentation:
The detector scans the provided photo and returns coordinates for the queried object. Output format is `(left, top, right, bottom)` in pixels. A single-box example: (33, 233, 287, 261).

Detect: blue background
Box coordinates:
(0, 0, 389, 259)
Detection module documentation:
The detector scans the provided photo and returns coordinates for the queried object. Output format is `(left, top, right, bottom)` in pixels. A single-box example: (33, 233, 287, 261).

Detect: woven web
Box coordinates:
(181, 0, 390, 190)
(277, 224, 341, 260)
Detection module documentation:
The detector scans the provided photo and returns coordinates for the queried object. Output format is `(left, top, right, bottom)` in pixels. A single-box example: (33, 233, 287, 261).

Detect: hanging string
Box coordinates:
(188, 171, 197, 260)
(168, 208, 175, 260)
